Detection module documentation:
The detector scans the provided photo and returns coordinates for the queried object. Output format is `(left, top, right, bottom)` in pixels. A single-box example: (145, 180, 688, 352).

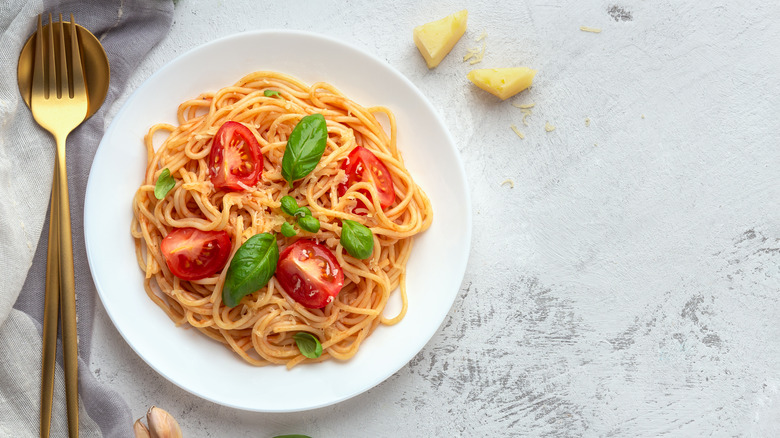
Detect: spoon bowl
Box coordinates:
(17, 20, 110, 118)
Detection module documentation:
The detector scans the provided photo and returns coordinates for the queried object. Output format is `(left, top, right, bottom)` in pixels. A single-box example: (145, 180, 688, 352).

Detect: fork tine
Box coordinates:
(57, 14, 70, 99)
(32, 15, 45, 100)
(68, 14, 86, 101)
(46, 13, 56, 99)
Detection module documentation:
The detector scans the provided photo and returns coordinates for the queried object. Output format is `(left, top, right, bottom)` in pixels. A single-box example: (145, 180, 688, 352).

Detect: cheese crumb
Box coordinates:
(585, 117, 591, 127)
(641, 114, 645, 119)
(544, 122, 556, 132)
(580, 26, 602, 33)
(463, 41, 486, 64)
(463, 31, 488, 64)
(521, 109, 533, 126)
(501, 178, 515, 188)
(510, 125, 525, 139)
(512, 102, 535, 109)
(236, 181, 254, 192)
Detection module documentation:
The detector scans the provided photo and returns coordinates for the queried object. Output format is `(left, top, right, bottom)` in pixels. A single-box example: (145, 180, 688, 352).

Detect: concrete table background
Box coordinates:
(91, 0, 780, 436)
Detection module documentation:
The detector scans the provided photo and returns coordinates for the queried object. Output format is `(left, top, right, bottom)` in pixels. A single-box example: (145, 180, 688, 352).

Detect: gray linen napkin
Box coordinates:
(0, 0, 173, 436)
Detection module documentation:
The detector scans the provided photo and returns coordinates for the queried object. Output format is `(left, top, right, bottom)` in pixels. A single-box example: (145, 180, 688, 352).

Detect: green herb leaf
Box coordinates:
(298, 215, 320, 233)
(223, 233, 279, 307)
(293, 332, 322, 359)
(341, 220, 374, 259)
(294, 206, 311, 219)
(154, 168, 175, 199)
(281, 222, 297, 237)
(264, 90, 281, 97)
(273, 435, 312, 438)
(281, 113, 328, 187)
(280, 196, 299, 216)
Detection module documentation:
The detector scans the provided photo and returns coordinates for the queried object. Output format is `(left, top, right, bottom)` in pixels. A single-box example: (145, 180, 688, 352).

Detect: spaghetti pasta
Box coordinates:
(131, 71, 432, 368)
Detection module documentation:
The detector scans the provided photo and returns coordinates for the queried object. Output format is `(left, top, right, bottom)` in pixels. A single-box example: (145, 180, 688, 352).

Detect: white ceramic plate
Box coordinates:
(84, 30, 471, 412)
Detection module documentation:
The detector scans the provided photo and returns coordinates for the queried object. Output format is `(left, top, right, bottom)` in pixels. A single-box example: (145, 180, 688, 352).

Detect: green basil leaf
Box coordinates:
(264, 90, 281, 97)
(281, 113, 328, 187)
(154, 168, 175, 200)
(297, 215, 320, 233)
(341, 220, 374, 259)
(281, 222, 297, 237)
(294, 206, 311, 219)
(223, 233, 279, 307)
(280, 196, 299, 216)
(273, 435, 312, 438)
(293, 332, 322, 359)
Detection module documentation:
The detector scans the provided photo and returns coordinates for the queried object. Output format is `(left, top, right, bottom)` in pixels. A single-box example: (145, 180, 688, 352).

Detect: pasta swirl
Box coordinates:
(131, 71, 432, 368)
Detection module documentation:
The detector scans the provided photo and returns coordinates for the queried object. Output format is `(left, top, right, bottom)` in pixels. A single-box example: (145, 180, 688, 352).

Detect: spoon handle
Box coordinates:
(40, 156, 60, 438)
(55, 132, 79, 438)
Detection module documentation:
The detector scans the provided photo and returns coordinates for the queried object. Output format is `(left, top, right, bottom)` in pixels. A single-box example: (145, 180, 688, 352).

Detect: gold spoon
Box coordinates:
(16, 15, 109, 438)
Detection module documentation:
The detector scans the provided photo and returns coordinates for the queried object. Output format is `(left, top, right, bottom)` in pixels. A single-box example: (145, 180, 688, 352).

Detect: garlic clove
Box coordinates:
(133, 418, 152, 438)
(146, 406, 183, 438)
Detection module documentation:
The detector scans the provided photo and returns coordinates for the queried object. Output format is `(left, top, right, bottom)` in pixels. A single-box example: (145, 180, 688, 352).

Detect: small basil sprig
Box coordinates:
(279, 196, 320, 233)
(293, 332, 322, 359)
(294, 207, 311, 219)
(264, 90, 281, 97)
(341, 220, 374, 259)
(280, 196, 299, 216)
(223, 233, 279, 307)
(281, 222, 297, 237)
(298, 216, 320, 233)
(281, 113, 328, 188)
(154, 168, 175, 199)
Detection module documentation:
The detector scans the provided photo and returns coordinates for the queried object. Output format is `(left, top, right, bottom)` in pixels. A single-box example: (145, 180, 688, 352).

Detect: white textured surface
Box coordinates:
(91, 0, 780, 436)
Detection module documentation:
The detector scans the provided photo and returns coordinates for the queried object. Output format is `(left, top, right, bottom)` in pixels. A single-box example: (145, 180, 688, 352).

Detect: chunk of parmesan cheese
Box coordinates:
(467, 67, 537, 100)
(413, 10, 468, 69)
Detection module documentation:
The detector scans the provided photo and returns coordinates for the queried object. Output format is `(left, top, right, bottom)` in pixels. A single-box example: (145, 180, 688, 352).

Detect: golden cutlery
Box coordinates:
(17, 13, 109, 438)
(18, 16, 110, 119)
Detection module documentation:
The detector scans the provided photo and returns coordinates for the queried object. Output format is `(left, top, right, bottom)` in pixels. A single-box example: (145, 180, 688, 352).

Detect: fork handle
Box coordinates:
(40, 156, 60, 438)
(54, 134, 79, 438)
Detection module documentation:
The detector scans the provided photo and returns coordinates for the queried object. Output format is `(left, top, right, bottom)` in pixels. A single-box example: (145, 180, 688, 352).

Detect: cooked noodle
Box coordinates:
(131, 71, 432, 368)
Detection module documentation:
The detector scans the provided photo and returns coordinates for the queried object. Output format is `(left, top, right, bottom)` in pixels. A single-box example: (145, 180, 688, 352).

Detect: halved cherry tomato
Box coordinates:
(275, 239, 344, 309)
(161, 228, 231, 281)
(337, 146, 395, 212)
(208, 121, 263, 191)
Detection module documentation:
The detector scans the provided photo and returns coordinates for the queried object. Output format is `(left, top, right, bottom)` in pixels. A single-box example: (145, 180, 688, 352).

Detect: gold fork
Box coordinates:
(31, 13, 87, 438)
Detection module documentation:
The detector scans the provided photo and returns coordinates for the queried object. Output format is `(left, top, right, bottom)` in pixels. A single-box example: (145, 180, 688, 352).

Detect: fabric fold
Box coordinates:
(0, 0, 174, 436)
